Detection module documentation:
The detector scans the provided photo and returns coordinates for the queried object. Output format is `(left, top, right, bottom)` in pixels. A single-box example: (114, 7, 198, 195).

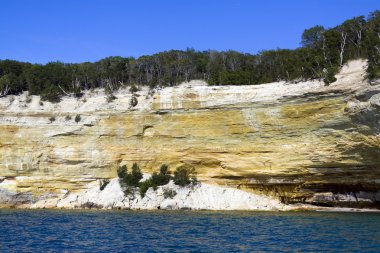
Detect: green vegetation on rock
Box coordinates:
(0, 11, 378, 101)
(151, 164, 172, 186)
(124, 163, 143, 187)
(75, 114, 81, 123)
(116, 163, 198, 197)
(173, 165, 198, 187)
(163, 188, 177, 199)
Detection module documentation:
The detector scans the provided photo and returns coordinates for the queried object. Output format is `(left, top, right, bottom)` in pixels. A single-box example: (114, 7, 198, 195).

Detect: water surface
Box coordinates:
(0, 209, 379, 252)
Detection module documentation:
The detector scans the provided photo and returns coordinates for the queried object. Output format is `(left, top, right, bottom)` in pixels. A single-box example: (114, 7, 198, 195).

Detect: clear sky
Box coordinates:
(1, 0, 378, 64)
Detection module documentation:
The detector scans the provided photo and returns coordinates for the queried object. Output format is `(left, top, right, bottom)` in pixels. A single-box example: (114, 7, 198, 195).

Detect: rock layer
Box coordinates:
(30, 178, 286, 211)
(0, 59, 379, 209)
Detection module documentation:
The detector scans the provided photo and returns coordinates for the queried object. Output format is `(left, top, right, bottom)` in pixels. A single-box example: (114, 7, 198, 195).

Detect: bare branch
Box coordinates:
(58, 84, 70, 96)
(339, 31, 347, 67)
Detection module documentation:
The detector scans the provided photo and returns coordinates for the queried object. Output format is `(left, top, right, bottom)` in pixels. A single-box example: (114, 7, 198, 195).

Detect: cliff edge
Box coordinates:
(0, 59, 379, 209)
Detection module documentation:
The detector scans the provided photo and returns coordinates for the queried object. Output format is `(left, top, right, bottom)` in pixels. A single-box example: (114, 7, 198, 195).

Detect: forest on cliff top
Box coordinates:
(0, 10, 379, 102)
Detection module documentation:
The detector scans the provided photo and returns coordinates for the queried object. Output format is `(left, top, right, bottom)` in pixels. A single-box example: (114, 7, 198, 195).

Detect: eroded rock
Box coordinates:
(0, 60, 379, 209)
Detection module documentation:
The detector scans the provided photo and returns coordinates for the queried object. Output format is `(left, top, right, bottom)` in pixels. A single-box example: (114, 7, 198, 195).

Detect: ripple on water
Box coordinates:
(0, 210, 380, 252)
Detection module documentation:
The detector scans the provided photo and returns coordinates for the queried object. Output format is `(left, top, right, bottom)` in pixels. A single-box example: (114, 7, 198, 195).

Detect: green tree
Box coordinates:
(364, 11, 380, 80)
(151, 164, 172, 186)
(139, 180, 153, 198)
(0, 9, 378, 96)
(0, 74, 11, 97)
(124, 163, 143, 187)
(117, 165, 127, 178)
(173, 165, 197, 187)
(301, 25, 325, 48)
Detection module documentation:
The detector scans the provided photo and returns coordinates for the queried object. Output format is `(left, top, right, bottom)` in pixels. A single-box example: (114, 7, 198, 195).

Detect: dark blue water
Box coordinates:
(0, 210, 379, 252)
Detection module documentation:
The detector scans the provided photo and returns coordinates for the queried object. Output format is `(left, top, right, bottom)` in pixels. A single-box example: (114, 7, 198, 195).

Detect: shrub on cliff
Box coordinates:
(117, 163, 142, 188)
(323, 67, 338, 85)
(117, 163, 197, 197)
(124, 163, 143, 187)
(151, 164, 171, 186)
(123, 186, 135, 198)
(117, 165, 127, 179)
(163, 188, 177, 199)
(99, 179, 110, 191)
(140, 164, 172, 197)
(173, 165, 197, 187)
(139, 180, 153, 198)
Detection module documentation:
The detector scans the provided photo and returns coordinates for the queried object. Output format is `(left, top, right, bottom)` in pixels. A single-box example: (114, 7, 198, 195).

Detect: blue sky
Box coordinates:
(0, 0, 378, 63)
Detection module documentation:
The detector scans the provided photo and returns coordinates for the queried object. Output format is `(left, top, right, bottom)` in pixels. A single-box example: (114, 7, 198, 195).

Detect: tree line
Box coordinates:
(0, 10, 379, 102)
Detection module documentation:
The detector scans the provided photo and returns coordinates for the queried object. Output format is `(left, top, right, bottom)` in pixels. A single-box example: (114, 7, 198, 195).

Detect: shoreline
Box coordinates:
(1, 178, 379, 212)
(1, 206, 380, 213)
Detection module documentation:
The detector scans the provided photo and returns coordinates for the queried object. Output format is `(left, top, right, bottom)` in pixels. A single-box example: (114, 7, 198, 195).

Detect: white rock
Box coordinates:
(52, 178, 286, 211)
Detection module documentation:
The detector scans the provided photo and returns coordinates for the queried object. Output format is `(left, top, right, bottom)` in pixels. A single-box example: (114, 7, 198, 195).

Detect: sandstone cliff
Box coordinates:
(0, 59, 379, 209)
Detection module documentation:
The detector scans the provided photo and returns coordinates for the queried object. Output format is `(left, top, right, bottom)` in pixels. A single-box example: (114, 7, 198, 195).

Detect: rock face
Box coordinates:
(30, 178, 286, 211)
(0, 59, 379, 209)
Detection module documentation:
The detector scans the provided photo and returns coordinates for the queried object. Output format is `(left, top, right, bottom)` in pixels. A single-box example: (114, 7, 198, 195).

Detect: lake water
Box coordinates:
(0, 209, 379, 252)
